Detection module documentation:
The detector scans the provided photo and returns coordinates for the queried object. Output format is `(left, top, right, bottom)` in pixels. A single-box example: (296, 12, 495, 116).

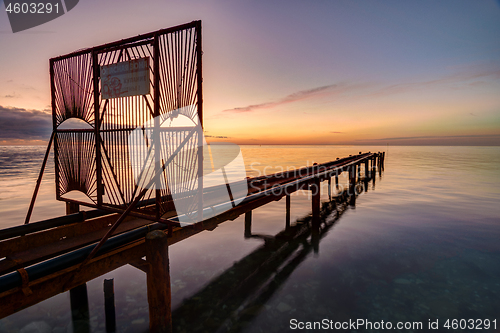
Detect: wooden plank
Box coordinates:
(0, 217, 150, 275)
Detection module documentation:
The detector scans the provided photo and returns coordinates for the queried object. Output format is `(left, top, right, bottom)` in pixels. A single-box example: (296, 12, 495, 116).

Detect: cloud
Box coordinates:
(224, 83, 342, 113)
(351, 134, 500, 146)
(205, 135, 230, 139)
(371, 134, 500, 141)
(330, 131, 343, 134)
(0, 106, 52, 140)
(223, 65, 500, 115)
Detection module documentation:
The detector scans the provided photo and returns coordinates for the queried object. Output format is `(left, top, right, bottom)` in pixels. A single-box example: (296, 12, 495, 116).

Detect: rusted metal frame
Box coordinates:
(99, 140, 127, 205)
(98, 99, 109, 126)
(77, 188, 149, 269)
(92, 50, 103, 206)
(143, 94, 155, 117)
(153, 33, 162, 220)
(50, 21, 198, 63)
(186, 28, 198, 113)
(77, 130, 197, 268)
(96, 38, 153, 56)
(196, 22, 203, 224)
(51, 59, 63, 201)
(24, 131, 55, 224)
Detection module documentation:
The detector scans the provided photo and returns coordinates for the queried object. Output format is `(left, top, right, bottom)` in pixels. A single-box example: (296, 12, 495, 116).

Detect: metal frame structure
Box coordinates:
(26, 21, 203, 226)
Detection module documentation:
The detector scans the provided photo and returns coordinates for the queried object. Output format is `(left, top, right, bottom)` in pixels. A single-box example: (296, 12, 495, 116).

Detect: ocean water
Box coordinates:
(0, 145, 499, 332)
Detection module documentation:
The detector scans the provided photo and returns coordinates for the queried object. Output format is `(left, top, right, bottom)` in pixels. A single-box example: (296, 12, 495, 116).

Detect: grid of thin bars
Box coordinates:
(53, 53, 95, 127)
(56, 131, 97, 201)
(53, 24, 201, 220)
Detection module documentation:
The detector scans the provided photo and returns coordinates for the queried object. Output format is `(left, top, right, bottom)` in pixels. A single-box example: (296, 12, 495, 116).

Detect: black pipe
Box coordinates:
(0, 153, 376, 293)
(0, 222, 165, 293)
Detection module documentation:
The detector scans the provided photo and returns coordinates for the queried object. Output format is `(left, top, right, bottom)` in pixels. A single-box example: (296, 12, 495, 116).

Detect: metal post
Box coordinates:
(244, 211, 252, 238)
(285, 194, 291, 229)
(25, 131, 55, 224)
(146, 230, 172, 333)
(70, 284, 90, 333)
(327, 177, 331, 200)
(196, 21, 204, 224)
(311, 178, 320, 228)
(104, 279, 116, 333)
(378, 153, 382, 176)
(92, 50, 103, 206)
(372, 157, 376, 186)
(153, 33, 161, 220)
(364, 160, 369, 180)
(66, 202, 80, 215)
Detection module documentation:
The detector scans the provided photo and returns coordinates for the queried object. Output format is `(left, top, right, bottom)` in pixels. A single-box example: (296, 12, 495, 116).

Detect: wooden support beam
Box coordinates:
(68, 203, 89, 333)
(104, 279, 116, 333)
(327, 178, 332, 200)
(372, 157, 376, 186)
(70, 283, 90, 333)
(146, 230, 172, 333)
(66, 202, 80, 215)
(311, 178, 320, 228)
(285, 195, 291, 230)
(244, 211, 252, 238)
(378, 153, 382, 176)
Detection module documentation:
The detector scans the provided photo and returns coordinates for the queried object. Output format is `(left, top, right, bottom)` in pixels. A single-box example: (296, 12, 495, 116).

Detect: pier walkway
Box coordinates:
(0, 151, 384, 331)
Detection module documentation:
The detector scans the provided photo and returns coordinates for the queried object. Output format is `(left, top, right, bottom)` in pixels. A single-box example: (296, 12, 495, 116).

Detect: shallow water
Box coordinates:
(0, 145, 499, 332)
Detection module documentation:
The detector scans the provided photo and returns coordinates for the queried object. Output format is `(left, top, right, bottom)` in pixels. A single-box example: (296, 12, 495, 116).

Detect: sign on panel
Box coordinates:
(101, 57, 150, 99)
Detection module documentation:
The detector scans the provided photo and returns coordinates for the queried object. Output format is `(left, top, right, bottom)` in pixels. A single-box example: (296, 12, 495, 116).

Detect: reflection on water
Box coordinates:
(0, 146, 499, 332)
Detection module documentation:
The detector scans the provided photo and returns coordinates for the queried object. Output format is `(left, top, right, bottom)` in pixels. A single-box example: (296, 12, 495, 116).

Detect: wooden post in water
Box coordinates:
(285, 195, 291, 229)
(104, 279, 116, 333)
(244, 211, 252, 238)
(327, 177, 332, 200)
(146, 230, 172, 333)
(372, 156, 376, 186)
(311, 178, 320, 229)
(67, 202, 89, 333)
(70, 284, 90, 333)
(349, 165, 355, 196)
(335, 171, 339, 190)
(378, 152, 382, 176)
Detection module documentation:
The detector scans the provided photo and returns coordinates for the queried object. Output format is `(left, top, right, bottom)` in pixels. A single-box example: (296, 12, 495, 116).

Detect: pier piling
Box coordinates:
(311, 178, 321, 228)
(104, 279, 116, 333)
(245, 211, 252, 238)
(70, 284, 90, 333)
(285, 195, 291, 229)
(146, 230, 172, 333)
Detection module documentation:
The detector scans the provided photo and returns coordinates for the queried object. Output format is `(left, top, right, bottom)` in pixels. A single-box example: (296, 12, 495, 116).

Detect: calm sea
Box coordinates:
(0, 145, 499, 332)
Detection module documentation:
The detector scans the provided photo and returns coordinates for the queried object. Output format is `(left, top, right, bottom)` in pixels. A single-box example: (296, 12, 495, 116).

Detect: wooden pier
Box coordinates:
(0, 151, 384, 332)
(0, 20, 388, 332)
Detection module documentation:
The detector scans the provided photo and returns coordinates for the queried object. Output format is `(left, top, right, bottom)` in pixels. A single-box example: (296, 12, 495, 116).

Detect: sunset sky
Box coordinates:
(0, 0, 499, 145)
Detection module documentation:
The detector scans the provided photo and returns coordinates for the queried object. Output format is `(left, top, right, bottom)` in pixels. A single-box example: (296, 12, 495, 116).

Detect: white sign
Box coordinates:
(101, 57, 150, 99)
